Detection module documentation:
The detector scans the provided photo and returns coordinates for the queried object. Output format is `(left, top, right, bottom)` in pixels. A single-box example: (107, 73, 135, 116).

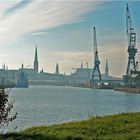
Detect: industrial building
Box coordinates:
(0, 43, 121, 87)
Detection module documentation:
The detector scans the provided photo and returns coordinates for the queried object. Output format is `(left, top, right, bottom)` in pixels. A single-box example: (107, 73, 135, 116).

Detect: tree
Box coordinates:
(0, 86, 17, 128)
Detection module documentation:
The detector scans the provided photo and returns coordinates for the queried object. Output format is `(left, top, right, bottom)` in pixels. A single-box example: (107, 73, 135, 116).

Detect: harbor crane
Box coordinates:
(123, 3, 137, 85)
(126, 3, 137, 75)
(91, 27, 102, 84)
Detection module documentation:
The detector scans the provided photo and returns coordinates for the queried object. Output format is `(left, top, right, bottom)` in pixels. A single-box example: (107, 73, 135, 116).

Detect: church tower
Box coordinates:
(34, 45, 38, 73)
(55, 63, 59, 75)
(81, 62, 83, 69)
(105, 60, 109, 76)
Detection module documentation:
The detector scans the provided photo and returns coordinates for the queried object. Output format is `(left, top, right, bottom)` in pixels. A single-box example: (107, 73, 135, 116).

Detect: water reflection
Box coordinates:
(6, 86, 140, 131)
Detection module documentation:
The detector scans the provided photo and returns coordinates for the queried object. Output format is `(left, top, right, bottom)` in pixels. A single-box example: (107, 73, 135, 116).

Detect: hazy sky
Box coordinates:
(0, 0, 140, 77)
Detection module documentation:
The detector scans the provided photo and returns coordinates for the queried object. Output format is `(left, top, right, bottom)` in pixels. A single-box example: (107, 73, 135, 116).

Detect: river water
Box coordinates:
(5, 85, 140, 131)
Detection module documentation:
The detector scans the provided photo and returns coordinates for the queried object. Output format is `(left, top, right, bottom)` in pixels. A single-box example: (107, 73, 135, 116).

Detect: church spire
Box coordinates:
(81, 62, 83, 69)
(21, 62, 24, 69)
(34, 45, 38, 61)
(3, 63, 5, 70)
(55, 63, 59, 75)
(105, 60, 109, 76)
(34, 45, 38, 73)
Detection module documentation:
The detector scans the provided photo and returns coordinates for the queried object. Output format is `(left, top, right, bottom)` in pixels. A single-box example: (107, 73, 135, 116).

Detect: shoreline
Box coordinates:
(1, 112, 140, 140)
(114, 87, 140, 94)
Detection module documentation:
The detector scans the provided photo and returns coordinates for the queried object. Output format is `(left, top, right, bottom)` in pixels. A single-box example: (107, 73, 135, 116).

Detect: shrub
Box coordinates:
(0, 86, 17, 128)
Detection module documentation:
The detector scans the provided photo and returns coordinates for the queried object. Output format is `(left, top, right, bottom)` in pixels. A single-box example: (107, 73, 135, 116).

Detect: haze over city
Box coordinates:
(0, 1, 140, 77)
(1, 1, 140, 139)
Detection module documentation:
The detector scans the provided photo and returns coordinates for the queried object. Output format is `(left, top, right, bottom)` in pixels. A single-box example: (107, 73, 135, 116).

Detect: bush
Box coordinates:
(0, 86, 17, 128)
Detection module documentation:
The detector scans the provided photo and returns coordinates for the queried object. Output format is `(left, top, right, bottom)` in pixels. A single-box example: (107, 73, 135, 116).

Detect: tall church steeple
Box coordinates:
(81, 62, 83, 69)
(55, 63, 59, 75)
(34, 45, 38, 73)
(21, 62, 24, 69)
(105, 60, 109, 76)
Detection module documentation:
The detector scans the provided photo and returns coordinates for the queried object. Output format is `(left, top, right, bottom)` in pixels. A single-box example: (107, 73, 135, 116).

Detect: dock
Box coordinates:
(114, 87, 140, 94)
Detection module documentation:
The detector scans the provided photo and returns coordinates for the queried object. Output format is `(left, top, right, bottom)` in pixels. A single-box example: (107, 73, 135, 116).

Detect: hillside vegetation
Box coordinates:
(0, 112, 140, 140)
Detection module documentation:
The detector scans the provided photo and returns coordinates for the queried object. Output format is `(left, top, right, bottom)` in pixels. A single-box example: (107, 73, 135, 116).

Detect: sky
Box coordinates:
(0, 0, 140, 77)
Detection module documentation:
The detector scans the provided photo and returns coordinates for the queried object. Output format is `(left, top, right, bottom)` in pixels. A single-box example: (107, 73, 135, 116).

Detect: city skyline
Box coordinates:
(0, 1, 140, 77)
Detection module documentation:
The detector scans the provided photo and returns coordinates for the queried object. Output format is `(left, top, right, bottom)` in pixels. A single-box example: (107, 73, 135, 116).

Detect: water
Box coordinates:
(5, 85, 140, 131)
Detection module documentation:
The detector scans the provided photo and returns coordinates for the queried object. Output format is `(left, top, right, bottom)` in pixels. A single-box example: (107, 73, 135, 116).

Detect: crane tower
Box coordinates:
(123, 3, 137, 86)
(126, 3, 137, 75)
(91, 27, 102, 84)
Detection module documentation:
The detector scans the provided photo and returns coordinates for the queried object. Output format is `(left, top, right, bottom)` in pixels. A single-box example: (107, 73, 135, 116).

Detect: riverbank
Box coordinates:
(114, 87, 140, 94)
(1, 112, 140, 140)
(71, 83, 114, 89)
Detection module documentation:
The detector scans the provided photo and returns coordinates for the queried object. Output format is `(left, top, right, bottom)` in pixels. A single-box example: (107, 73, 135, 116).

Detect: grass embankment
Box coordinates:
(1, 112, 140, 140)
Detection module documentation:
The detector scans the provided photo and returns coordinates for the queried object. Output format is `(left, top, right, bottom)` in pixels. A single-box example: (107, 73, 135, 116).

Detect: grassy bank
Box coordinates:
(0, 112, 140, 140)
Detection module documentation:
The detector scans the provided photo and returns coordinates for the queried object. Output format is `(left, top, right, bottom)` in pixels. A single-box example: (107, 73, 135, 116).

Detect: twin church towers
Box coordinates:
(33, 45, 59, 75)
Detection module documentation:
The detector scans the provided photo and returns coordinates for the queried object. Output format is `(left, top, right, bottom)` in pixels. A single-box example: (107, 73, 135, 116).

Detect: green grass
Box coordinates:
(1, 112, 140, 140)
